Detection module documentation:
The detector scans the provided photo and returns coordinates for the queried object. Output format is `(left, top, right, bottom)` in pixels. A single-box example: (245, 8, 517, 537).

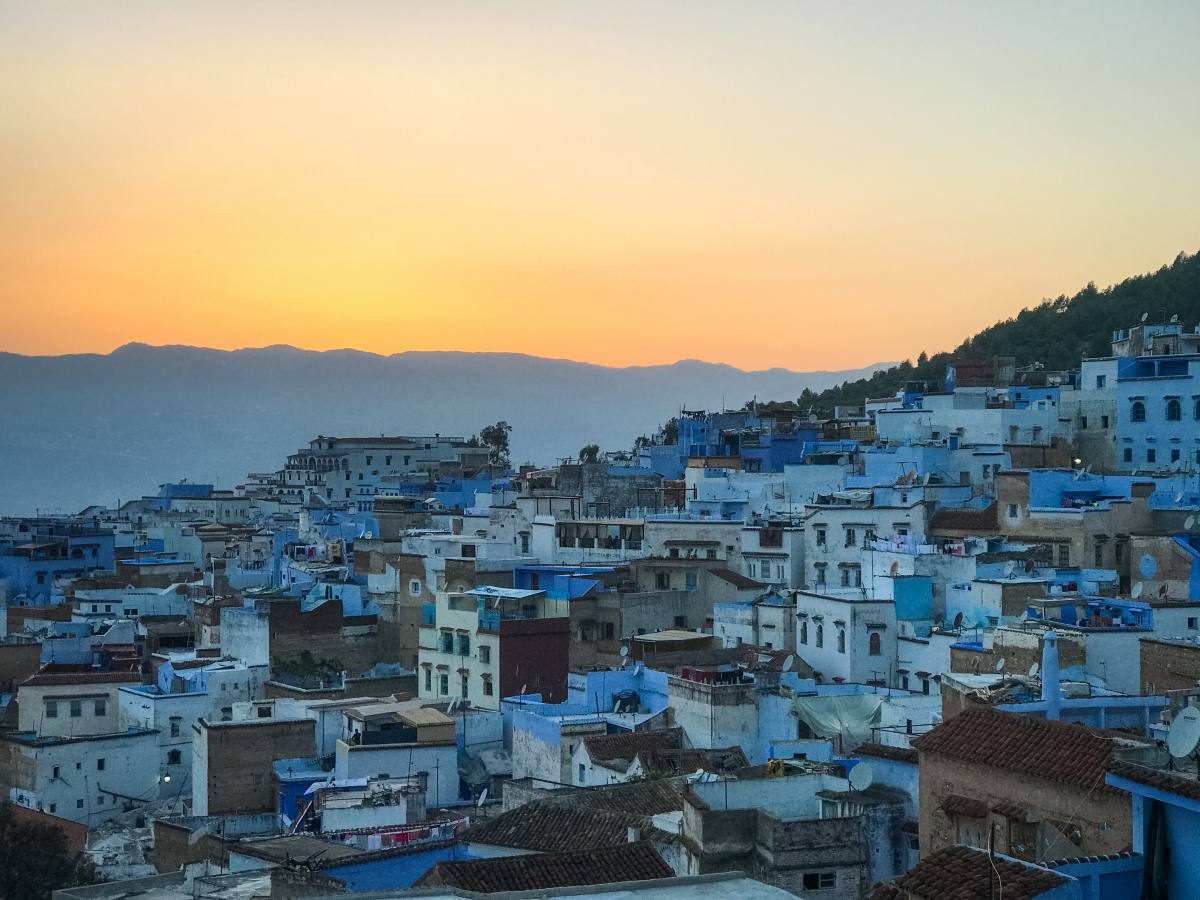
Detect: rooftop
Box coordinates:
(461, 800, 656, 853)
(914, 707, 1130, 793)
(868, 845, 1072, 899)
(420, 841, 672, 893)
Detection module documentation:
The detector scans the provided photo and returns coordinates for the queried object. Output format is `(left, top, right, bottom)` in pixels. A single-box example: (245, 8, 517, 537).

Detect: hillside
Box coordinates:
(0, 348, 888, 515)
(760, 250, 1200, 417)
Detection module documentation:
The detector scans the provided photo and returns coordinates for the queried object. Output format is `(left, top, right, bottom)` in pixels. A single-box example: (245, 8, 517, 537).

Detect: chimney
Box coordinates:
(1041, 630, 1061, 720)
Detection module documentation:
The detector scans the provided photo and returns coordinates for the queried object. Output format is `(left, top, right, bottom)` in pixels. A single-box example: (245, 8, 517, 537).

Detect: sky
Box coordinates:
(2, 2, 1199, 371)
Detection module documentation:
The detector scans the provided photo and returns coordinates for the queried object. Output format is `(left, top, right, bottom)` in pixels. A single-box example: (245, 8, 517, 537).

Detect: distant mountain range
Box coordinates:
(0, 345, 891, 515)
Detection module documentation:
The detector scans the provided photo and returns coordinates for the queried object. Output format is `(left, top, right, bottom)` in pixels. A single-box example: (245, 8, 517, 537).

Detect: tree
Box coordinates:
(479, 421, 512, 466)
(661, 417, 679, 445)
(579, 443, 600, 463)
(0, 803, 95, 900)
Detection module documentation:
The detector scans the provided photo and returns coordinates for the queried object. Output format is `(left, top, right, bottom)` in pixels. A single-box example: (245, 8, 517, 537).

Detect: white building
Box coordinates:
(794, 591, 897, 685)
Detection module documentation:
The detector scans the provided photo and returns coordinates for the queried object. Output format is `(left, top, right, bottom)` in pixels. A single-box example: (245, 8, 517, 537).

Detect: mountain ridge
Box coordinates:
(0, 348, 891, 515)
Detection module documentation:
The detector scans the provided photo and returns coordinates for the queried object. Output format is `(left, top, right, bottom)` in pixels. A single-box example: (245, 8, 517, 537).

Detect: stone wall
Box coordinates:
(1140, 638, 1200, 694)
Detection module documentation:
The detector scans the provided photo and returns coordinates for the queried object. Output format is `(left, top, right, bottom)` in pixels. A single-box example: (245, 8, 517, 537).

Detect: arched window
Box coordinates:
(815, 623, 824, 648)
(869, 632, 882, 656)
(1194, 398, 1200, 421)
(799, 620, 808, 645)
(1130, 400, 1146, 423)
(837, 629, 846, 654)
(1166, 398, 1182, 421)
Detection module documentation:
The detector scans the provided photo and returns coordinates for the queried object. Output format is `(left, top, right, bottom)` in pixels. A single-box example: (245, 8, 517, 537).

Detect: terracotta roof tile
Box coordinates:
(866, 845, 1071, 899)
(855, 742, 919, 765)
(1107, 760, 1200, 803)
(709, 568, 765, 589)
(940, 795, 989, 819)
(462, 801, 647, 853)
(584, 728, 683, 768)
(914, 708, 1124, 793)
(22, 672, 143, 686)
(420, 841, 671, 892)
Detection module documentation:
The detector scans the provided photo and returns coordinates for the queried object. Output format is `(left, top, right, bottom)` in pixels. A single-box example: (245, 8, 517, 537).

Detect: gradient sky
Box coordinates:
(3, 2, 1199, 370)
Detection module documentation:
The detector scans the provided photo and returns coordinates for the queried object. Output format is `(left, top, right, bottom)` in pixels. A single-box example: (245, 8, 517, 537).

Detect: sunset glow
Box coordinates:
(3, 2, 1198, 369)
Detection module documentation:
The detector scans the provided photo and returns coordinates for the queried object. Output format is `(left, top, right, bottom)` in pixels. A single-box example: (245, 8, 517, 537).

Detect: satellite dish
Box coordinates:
(476, 788, 489, 807)
(781, 654, 795, 673)
(1132, 582, 1144, 599)
(995, 657, 1006, 673)
(848, 762, 874, 792)
(1186, 516, 1196, 530)
(1168, 707, 1200, 759)
(1175, 493, 1185, 504)
(1141, 312, 1149, 323)
(953, 611, 964, 630)
(520, 683, 527, 695)
(1171, 314, 1180, 324)
(1028, 662, 1040, 679)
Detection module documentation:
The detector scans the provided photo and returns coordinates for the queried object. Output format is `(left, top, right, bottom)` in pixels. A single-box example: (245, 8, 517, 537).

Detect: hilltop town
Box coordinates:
(5, 317, 1200, 899)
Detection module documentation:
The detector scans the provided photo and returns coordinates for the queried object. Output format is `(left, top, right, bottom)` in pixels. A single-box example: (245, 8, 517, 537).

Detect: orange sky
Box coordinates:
(2, 2, 1198, 370)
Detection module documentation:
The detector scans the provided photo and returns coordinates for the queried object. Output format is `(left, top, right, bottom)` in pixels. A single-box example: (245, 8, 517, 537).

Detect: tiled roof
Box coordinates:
(420, 841, 671, 892)
(914, 708, 1123, 793)
(1107, 760, 1200, 802)
(855, 742, 918, 765)
(584, 727, 683, 768)
(564, 777, 687, 817)
(461, 800, 648, 853)
(709, 568, 765, 589)
(866, 845, 1071, 900)
(22, 671, 143, 686)
(940, 795, 989, 819)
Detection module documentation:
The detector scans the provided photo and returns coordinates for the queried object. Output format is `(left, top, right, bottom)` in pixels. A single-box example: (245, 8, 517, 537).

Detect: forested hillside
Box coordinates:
(759, 250, 1200, 417)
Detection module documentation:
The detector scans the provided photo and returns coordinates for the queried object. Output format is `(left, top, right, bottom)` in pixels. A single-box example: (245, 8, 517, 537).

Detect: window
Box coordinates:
(48, 804, 55, 813)
(1123, 447, 1133, 463)
(424, 668, 432, 692)
(816, 623, 824, 648)
(441, 632, 454, 653)
(815, 528, 826, 548)
(96, 758, 105, 771)
(94, 699, 105, 717)
(77, 799, 84, 809)
(655, 572, 670, 590)
(479, 645, 491, 664)
(603, 623, 615, 640)
(837, 629, 846, 654)
(1115, 541, 1126, 565)
(439, 673, 449, 695)
(1007, 504, 1018, 519)
(409, 579, 422, 597)
(1057, 545, 1070, 567)
(1189, 618, 1198, 630)
(45, 700, 57, 719)
(1130, 400, 1146, 423)
(483, 678, 493, 696)
(461, 674, 469, 698)
(1094, 542, 1104, 566)
(257, 705, 272, 718)
(1079, 416, 1087, 429)
(169, 718, 181, 737)
(685, 572, 698, 592)
(578, 763, 586, 783)
(1172, 449, 1181, 463)
(52, 766, 60, 779)
(1147, 448, 1157, 464)
(869, 632, 882, 656)
(1166, 398, 1182, 421)
(457, 634, 471, 656)
(1195, 398, 1200, 421)
(167, 750, 182, 765)
(800, 620, 808, 644)
(814, 564, 827, 587)
(1095, 374, 1106, 389)
(803, 872, 836, 890)
(844, 528, 857, 548)
(1101, 415, 1110, 429)
(70, 700, 82, 718)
